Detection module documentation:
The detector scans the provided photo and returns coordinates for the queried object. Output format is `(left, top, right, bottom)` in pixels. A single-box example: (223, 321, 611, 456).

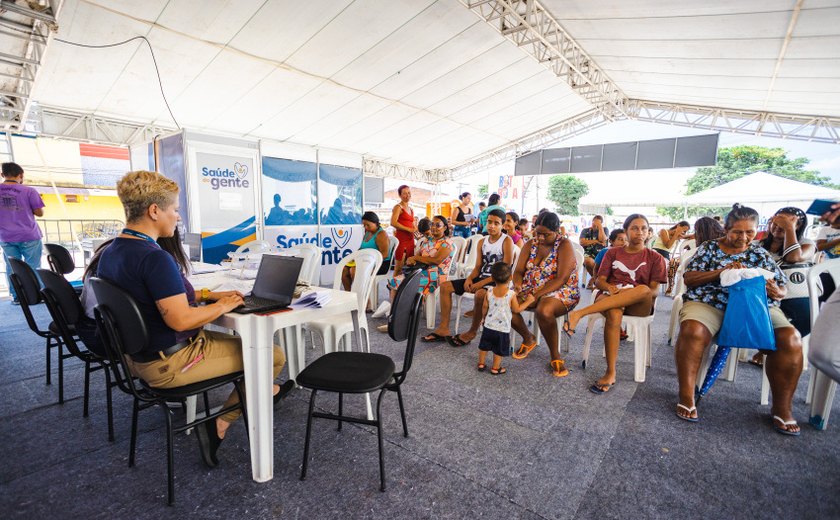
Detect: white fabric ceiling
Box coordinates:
(29, 0, 840, 170)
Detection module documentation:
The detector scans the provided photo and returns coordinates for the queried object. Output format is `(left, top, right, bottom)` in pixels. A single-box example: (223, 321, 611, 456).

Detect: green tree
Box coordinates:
(547, 175, 589, 216)
(658, 145, 836, 220)
(477, 183, 489, 199)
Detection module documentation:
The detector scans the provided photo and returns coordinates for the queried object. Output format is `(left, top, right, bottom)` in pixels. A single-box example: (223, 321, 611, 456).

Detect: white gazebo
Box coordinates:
(682, 171, 840, 216)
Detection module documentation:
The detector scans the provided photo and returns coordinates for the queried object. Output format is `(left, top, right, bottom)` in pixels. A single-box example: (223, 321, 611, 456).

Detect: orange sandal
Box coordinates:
(512, 341, 538, 360)
(550, 359, 569, 378)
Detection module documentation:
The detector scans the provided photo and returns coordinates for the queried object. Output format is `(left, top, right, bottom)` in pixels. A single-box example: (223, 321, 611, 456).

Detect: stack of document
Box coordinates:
(290, 290, 331, 310)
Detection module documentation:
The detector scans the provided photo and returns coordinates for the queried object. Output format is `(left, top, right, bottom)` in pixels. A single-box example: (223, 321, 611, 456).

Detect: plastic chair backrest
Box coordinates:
(573, 248, 584, 276)
(807, 260, 840, 328)
(350, 249, 382, 311)
(235, 240, 272, 255)
(90, 277, 150, 399)
(461, 235, 484, 270)
(290, 243, 321, 285)
(9, 257, 42, 305)
(45, 243, 75, 275)
(37, 269, 87, 358)
(387, 269, 423, 380)
(450, 236, 467, 264)
(672, 249, 698, 297)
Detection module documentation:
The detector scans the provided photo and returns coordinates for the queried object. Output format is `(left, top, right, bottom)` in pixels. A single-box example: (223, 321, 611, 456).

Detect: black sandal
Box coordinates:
(490, 366, 506, 375)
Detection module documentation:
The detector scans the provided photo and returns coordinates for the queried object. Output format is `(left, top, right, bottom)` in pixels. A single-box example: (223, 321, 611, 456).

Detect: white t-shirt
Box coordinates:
(817, 226, 840, 259)
(484, 290, 514, 333)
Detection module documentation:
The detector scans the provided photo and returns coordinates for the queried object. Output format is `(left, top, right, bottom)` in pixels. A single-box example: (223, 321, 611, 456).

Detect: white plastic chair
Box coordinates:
(456, 235, 484, 278)
(808, 259, 840, 428)
(449, 236, 467, 276)
(289, 243, 321, 286)
(368, 235, 398, 311)
(306, 249, 382, 355)
(234, 240, 272, 255)
(667, 249, 698, 345)
(570, 241, 586, 287)
(424, 239, 460, 329)
(579, 289, 656, 383)
(453, 243, 521, 334)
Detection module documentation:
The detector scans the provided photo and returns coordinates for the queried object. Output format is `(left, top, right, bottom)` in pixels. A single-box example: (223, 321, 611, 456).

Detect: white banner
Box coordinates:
(264, 224, 363, 285)
(194, 151, 255, 231)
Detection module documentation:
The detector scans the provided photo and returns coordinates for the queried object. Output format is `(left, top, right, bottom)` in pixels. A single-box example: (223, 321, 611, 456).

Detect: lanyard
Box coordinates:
(121, 228, 158, 245)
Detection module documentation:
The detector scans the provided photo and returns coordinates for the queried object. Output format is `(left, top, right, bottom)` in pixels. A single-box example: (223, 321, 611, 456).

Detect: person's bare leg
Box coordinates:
(535, 298, 569, 361)
(674, 320, 713, 420)
(457, 288, 487, 342)
(478, 350, 488, 369)
(598, 308, 624, 387)
(341, 266, 353, 291)
(765, 327, 803, 434)
(567, 286, 652, 332)
(216, 382, 281, 439)
(430, 282, 455, 336)
(512, 308, 536, 346)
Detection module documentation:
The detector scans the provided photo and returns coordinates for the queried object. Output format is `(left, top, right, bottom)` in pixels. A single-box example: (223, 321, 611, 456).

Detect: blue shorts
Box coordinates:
(478, 328, 511, 357)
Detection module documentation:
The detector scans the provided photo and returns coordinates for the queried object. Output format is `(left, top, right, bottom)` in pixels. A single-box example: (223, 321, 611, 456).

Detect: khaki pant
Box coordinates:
(127, 329, 286, 423)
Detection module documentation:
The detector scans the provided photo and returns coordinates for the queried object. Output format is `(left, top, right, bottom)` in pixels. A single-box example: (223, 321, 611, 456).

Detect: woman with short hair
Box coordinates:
(96, 170, 289, 467)
(673, 204, 803, 435)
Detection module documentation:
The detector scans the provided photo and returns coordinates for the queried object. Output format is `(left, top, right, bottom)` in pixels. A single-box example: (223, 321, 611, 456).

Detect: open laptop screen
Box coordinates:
(252, 255, 303, 301)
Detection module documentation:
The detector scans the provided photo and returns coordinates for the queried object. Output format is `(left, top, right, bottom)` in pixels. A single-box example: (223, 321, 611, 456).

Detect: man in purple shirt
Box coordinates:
(1, 162, 45, 304)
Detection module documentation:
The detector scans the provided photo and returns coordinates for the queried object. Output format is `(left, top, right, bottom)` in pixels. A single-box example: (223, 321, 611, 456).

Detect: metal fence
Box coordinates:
(1, 219, 124, 296)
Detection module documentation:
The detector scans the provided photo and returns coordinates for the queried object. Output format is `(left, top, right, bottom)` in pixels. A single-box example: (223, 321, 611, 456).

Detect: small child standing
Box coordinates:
(478, 262, 534, 374)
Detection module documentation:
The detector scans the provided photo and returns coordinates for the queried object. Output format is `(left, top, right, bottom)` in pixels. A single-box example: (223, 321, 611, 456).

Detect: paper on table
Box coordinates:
(191, 262, 226, 274)
(289, 290, 332, 310)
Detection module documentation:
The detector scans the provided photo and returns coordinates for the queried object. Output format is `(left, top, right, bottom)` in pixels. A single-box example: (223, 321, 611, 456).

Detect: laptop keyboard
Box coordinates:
(242, 295, 280, 308)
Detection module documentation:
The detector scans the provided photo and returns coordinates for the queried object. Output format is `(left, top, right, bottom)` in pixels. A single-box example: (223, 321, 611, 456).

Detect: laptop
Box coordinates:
(233, 255, 304, 314)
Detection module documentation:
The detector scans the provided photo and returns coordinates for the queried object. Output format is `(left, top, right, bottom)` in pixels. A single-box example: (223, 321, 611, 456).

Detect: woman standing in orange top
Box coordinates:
(391, 185, 416, 276)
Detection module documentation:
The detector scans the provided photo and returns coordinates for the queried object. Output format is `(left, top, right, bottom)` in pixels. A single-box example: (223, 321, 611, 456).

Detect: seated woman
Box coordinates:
(564, 214, 667, 393)
(96, 170, 289, 466)
(510, 211, 580, 377)
(376, 215, 454, 330)
(341, 211, 391, 290)
(749, 207, 815, 367)
(504, 211, 524, 248)
(693, 216, 725, 247)
(673, 204, 803, 435)
(652, 221, 691, 259)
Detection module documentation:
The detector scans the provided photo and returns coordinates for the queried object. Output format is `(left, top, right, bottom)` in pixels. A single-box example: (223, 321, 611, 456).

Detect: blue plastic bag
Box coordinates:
(717, 275, 776, 351)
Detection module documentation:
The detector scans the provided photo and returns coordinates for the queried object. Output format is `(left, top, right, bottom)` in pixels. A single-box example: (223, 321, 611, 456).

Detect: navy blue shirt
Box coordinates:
(97, 237, 200, 352)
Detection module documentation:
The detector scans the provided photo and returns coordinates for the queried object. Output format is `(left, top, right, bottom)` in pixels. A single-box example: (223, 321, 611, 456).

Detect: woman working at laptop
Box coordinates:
(96, 170, 291, 468)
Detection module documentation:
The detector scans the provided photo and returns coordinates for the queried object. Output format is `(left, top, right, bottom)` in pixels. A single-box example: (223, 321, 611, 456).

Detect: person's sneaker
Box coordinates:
(10, 299, 20, 306)
(371, 301, 391, 319)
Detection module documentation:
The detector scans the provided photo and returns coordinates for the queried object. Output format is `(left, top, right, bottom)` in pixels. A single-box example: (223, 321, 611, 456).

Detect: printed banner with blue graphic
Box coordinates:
(195, 151, 256, 263)
(264, 225, 362, 285)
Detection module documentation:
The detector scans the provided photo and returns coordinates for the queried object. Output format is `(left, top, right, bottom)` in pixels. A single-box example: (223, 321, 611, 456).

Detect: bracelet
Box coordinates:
(201, 287, 210, 302)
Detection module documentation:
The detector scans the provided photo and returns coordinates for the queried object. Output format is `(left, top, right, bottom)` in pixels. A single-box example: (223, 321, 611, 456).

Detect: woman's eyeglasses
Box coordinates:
(432, 222, 445, 228)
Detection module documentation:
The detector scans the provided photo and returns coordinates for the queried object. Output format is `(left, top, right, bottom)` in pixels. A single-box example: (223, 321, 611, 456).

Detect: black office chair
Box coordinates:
(38, 269, 117, 440)
(44, 243, 83, 294)
(297, 269, 424, 491)
(90, 277, 247, 506)
(9, 257, 68, 402)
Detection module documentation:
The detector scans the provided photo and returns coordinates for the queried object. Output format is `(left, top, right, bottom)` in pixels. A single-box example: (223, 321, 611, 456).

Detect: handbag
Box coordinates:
(779, 262, 813, 300)
(718, 275, 776, 351)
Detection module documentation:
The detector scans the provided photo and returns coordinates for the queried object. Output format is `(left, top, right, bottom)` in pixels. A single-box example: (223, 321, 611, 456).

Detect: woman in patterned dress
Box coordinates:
(510, 211, 580, 377)
(674, 204, 803, 435)
(377, 215, 454, 331)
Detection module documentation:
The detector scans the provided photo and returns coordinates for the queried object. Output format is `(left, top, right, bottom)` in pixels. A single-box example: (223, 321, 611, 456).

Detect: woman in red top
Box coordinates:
(564, 214, 667, 394)
(390, 185, 416, 275)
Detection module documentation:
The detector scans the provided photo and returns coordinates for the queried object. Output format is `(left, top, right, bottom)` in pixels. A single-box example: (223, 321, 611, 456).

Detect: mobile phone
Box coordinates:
(805, 199, 838, 216)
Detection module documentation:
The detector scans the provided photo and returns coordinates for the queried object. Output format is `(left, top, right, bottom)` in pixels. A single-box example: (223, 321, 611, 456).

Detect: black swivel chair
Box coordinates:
(8, 257, 68, 402)
(90, 277, 248, 506)
(297, 269, 424, 491)
(44, 243, 83, 294)
(38, 269, 117, 440)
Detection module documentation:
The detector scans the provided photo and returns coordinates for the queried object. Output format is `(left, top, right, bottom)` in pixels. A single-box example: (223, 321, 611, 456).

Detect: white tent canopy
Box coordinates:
(9, 0, 837, 173)
(682, 171, 840, 207)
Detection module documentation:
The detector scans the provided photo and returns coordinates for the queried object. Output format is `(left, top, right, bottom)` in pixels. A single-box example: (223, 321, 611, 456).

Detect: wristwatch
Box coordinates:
(201, 287, 210, 302)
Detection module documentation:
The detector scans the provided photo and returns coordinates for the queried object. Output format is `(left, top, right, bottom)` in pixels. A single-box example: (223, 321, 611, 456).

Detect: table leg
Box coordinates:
(241, 319, 275, 482)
